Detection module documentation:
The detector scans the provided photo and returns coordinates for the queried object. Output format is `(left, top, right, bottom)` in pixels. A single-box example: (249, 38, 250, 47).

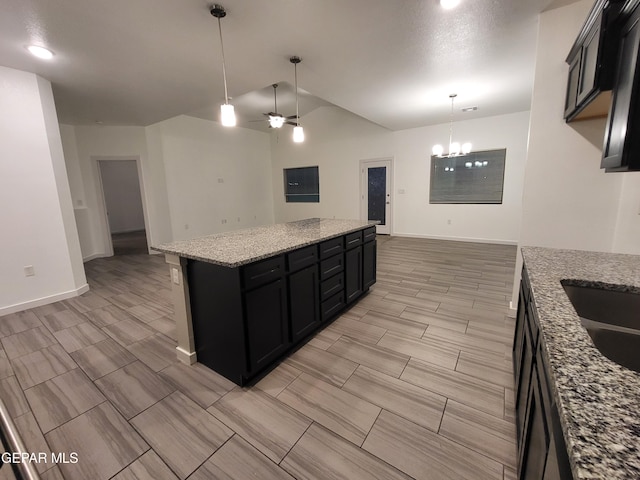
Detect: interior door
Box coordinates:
(361, 159, 391, 234)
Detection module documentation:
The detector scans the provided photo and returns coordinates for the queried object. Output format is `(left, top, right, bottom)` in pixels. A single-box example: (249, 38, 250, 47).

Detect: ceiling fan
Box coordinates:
(261, 84, 298, 128)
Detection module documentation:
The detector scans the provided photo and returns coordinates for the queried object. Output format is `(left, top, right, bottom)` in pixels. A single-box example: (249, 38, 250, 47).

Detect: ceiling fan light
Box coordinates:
(462, 142, 472, 154)
(432, 144, 444, 157)
(269, 115, 285, 128)
(293, 125, 305, 143)
(450, 142, 461, 156)
(440, 0, 461, 9)
(220, 103, 236, 127)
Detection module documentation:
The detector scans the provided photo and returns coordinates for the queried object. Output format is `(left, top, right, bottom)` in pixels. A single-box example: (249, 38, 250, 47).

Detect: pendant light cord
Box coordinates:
(294, 62, 300, 126)
(217, 16, 229, 105)
(448, 95, 454, 152)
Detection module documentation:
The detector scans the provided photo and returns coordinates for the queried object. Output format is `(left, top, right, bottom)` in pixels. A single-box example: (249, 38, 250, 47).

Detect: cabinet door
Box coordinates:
(516, 311, 534, 449)
(245, 279, 290, 373)
(363, 240, 377, 290)
(564, 51, 582, 118)
(577, 16, 602, 105)
(519, 369, 550, 480)
(289, 264, 320, 343)
(602, 7, 640, 171)
(513, 284, 527, 383)
(345, 247, 363, 304)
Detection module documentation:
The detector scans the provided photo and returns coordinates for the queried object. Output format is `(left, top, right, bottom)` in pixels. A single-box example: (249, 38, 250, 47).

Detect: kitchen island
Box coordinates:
(516, 247, 640, 479)
(154, 218, 376, 385)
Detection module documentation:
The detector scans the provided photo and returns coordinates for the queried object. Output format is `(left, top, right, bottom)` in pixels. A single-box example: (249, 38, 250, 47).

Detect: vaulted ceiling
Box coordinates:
(0, 0, 580, 132)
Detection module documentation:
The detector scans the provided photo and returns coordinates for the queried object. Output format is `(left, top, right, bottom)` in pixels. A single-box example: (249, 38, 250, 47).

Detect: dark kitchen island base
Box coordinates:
(187, 226, 376, 386)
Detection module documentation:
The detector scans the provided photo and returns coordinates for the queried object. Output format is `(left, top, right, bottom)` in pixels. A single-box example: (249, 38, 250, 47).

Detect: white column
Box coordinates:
(165, 253, 197, 365)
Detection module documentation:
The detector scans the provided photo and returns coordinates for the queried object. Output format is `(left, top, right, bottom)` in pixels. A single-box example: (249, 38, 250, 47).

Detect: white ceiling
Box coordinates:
(0, 0, 581, 132)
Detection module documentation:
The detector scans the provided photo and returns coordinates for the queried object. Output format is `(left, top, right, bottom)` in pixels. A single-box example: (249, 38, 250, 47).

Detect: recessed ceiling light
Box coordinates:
(462, 106, 478, 112)
(27, 45, 54, 60)
(440, 0, 461, 10)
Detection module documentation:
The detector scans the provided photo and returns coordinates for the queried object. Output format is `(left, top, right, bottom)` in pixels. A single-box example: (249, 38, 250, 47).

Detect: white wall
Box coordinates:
(511, 0, 625, 305)
(612, 173, 640, 253)
(0, 67, 87, 315)
(99, 160, 145, 233)
(270, 105, 529, 244)
(63, 125, 171, 259)
(146, 115, 274, 240)
(271, 106, 395, 223)
(393, 111, 530, 243)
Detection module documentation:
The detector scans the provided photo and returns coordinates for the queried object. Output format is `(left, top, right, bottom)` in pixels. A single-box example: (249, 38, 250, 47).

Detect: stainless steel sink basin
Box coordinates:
(562, 283, 640, 373)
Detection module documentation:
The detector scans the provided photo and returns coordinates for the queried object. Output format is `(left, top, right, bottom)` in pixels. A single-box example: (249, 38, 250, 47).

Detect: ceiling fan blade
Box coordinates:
(286, 115, 299, 120)
(285, 121, 298, 126)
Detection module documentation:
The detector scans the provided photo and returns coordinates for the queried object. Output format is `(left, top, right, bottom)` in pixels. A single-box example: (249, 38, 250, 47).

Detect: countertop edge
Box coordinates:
(521, 246, 640, 480)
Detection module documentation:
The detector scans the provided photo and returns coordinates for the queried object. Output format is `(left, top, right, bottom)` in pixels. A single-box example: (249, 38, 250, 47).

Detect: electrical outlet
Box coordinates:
(447, 219, 452, 225)
(24, 265, 35, 277)
(184, 224, 189, 230)
(221, 219, 227, 224)
(171, 267, 180, 285)
(218, 178, 224, 183)
(398, 188, 406, 194)
(237, 217, 240, 222)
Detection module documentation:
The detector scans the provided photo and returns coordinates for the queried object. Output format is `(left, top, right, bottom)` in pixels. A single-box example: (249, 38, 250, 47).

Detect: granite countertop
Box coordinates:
(153, 218, 374, 267)
(521, 247, 640, 479)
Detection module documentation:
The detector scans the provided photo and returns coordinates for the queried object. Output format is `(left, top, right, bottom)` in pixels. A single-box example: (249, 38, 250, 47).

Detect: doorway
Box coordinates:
(98, 159, 149, 255)
(360, 158, 392, 235)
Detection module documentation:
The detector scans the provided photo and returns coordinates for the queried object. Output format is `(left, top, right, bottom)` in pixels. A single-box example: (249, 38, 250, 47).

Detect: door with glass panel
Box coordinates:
(360, 159, 392, 235)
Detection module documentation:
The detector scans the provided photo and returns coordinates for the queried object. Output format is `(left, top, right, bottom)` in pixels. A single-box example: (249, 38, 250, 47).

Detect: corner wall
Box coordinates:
(0, 67, 87, 315)
(512, 0, 624, 305)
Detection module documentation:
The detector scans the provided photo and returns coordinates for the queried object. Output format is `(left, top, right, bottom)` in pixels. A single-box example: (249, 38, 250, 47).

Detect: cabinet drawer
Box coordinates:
(319, 237, 344, 259)
(321, 273, 344, 301)
(287, 245, 318, 273)
(321, 291, 345, 322)
(320, 254, 344, 280)
(345, 231, 363, 250)
(242, 256, 285, 290)
(363, 226, 376, 243)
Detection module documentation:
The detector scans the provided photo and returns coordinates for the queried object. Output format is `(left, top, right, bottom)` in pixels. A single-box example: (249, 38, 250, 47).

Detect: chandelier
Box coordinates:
(432, 94, 472, 157)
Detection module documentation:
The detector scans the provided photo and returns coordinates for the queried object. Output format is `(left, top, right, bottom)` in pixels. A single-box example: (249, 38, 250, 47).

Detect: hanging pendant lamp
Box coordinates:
(432, 94, 471, 157)
(290, 56, 304, 143)
(211, 5, 236, 127)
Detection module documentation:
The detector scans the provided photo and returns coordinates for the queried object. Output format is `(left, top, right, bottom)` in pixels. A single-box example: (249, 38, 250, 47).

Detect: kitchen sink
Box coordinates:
(562, 283, 640, 373)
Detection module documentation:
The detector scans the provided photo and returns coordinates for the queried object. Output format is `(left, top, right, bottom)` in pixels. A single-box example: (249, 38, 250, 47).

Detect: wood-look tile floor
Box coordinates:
(0, 236, 518, 480)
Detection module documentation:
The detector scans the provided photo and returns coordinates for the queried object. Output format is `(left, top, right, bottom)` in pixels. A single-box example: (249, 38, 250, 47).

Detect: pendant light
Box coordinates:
(432, 94, 472, 157)
(290, 56, 304, 143)
(211, 5, 236, 127)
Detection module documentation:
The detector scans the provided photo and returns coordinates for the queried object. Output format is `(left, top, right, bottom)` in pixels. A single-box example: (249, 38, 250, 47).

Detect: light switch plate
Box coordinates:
(171, 267, 180, 285)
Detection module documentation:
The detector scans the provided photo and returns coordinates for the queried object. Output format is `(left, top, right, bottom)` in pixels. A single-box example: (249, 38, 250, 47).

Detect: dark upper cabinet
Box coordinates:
(565, 0, 623, 122)
(602, 2, 640, 171)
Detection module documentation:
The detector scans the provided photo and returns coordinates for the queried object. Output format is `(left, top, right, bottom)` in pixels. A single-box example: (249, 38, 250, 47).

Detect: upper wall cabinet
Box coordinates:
(602, 1, 640, 171)
(564, 0, 623, 122)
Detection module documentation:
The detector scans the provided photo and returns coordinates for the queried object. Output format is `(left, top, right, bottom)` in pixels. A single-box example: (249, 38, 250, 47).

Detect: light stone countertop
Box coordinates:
(521, 247, 640, 480)
(153, 218, 374, 267)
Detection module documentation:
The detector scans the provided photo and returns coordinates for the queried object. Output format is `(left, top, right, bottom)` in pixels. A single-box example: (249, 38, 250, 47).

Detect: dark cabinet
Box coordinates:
(345, 246, 363, 304)
(363, 239, 377, 290)
(289, 264, 320, 342)
(514, 266, 573, 480)
(245, 278, 289, 372)
(187, 226, 376, 386)
(602, 2, 640, 171)
(564, 0, 622, 122)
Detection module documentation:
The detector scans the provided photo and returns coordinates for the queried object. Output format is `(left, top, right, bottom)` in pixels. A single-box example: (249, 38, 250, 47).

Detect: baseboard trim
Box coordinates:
(392, 232, 518, 246)
(83, 253, 110, 262)
(0, 283, 90, 316)
(176, 346, 197, 365)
